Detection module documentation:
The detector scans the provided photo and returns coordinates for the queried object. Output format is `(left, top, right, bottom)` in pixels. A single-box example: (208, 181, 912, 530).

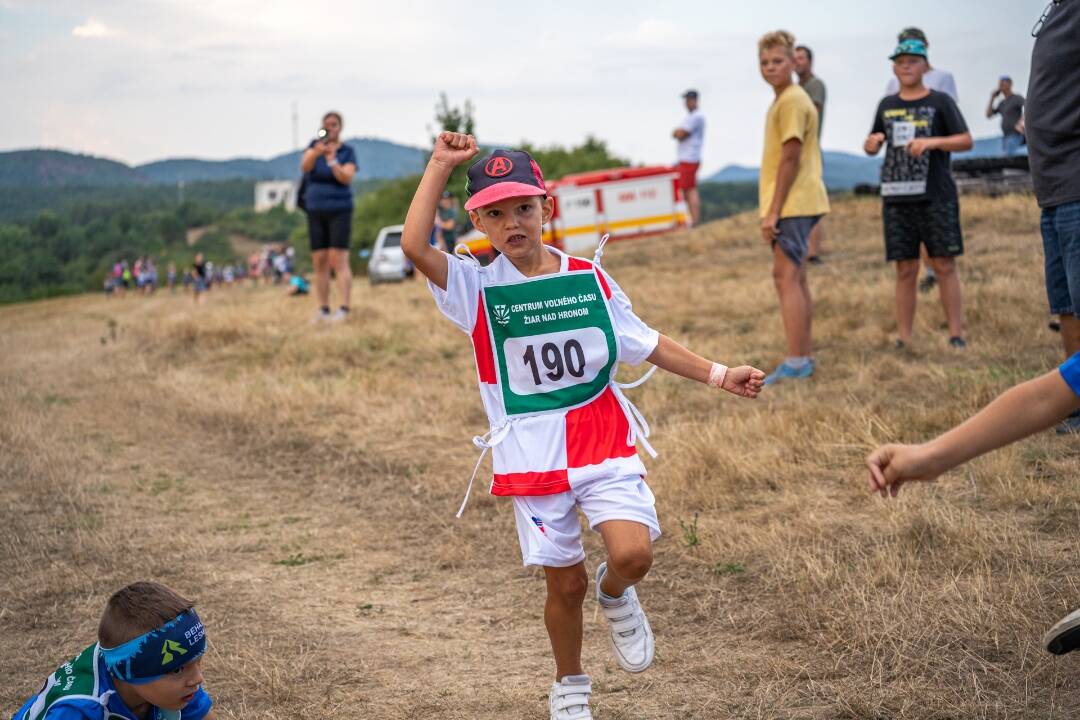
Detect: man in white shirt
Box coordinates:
(673, 89, 705, 226)
(883, 27, 958, 293)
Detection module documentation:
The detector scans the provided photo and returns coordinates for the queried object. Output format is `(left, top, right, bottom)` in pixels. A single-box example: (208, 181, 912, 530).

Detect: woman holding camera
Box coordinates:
(300, 111, 357, 322)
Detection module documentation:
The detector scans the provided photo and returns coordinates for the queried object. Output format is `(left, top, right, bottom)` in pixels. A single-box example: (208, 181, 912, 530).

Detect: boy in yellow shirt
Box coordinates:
(757, 30, 830, 385)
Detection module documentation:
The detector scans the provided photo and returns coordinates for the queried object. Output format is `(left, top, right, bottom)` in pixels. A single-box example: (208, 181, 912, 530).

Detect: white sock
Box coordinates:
(785, 356, 811, 369)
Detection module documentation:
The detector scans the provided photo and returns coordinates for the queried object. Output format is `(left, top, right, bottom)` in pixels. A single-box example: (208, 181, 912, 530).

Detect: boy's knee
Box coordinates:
(548, 567, 589, 603)
(608, 546, 653, 583)
(931, 257, 957, 276)
(896, 261, 920, 282)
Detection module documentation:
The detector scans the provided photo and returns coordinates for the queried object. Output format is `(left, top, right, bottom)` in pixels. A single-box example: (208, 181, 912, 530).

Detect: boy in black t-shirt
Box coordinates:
(865, 38, 973, 349)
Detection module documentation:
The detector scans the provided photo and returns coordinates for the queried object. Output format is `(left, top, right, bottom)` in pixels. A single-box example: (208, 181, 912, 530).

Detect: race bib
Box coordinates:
(483, 271, 617, 417)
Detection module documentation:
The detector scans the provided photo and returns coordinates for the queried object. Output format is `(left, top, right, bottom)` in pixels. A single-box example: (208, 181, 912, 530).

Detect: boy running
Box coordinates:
(757, 31, 830, 386)
(402, 132, 765, 719)
(12, 581, 214, 720)
(866, 351, 1080, 655)
(864, 38, 973, 350)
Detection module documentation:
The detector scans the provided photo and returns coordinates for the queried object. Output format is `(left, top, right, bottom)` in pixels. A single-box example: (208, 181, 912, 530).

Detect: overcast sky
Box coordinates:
(0, 1, 1039, 175)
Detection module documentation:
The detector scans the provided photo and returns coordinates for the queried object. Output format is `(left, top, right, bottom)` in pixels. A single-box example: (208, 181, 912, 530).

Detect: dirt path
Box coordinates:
(2, 196, 1078, 719)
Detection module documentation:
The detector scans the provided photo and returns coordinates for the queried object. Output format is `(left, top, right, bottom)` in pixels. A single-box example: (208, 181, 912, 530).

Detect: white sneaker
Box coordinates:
(330, 308, 349, 323)
(549, 675, 592, 720)
(595, 562, 654, 672)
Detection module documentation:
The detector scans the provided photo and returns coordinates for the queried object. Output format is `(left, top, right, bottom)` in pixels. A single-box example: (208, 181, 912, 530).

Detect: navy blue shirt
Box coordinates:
(303, 141, 357, 212)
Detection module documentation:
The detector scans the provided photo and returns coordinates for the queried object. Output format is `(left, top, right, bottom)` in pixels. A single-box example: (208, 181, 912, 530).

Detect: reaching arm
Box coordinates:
(986, 91, 1000, 119)
(401, 132, 478, 291)
(646, 335, 765, 398)
(866, 368, 1080, 497)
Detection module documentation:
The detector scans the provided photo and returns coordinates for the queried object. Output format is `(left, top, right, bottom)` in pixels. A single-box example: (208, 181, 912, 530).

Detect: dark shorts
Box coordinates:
(883, 199, 963, 262)
(307, 209, 352, 252)
(1042, 200, 1080, 316)
(677, 162, 700, 191)
(773, 215, 822, 267)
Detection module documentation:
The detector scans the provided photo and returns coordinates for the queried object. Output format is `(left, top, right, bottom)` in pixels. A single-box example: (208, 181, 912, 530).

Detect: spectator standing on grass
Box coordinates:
(1027, 0, 1080, 434)
(865, 38, 972, 350)
(672, 89, 705, 227)
(300, 111, 357, 323)
(167, 262, 177, 293)
(757, 31, 830, 386)
(986, 75, 1026, 156)
(794, 44, 828, 265)
(438, 191, 459, 253)
(192, 252, 208, 305)
(885, 27, 958, 296)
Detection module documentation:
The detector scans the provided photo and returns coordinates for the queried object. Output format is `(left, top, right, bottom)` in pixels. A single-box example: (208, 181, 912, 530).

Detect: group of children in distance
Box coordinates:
(14, 30, 1080, 720)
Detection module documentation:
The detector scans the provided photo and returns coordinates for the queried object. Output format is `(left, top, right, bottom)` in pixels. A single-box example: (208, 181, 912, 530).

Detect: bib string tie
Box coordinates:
(612, 366, 658, 459)
(456, 422, 512, 518)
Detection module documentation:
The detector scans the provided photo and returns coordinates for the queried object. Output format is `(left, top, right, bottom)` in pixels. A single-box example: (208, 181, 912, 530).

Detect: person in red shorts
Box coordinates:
(673, 89, 705, 227)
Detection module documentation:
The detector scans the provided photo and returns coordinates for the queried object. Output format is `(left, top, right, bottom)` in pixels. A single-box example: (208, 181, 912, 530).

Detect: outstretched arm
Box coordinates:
(646, 335, 765, 398)
(866, 368, 1080, 497)
(401, 132, 478, 291)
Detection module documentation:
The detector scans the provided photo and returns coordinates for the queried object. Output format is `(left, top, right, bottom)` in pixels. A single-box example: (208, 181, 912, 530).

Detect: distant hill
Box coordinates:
(705, 136, 1019, 190)
(0, 137, 428, 190)
(137, 138, 428, 184)
(0, 149, 146, 188)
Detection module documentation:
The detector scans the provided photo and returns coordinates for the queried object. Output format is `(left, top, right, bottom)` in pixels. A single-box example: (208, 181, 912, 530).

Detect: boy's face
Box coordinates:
(892, 55, 928, 87)
(125, 656, 205, 710)
(469, 195, 554, 260)
(759, 47, 794, 89)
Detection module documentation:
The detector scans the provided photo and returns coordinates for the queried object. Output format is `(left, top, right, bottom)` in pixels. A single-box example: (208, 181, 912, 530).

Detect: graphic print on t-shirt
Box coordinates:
(880, 106, 935, 197)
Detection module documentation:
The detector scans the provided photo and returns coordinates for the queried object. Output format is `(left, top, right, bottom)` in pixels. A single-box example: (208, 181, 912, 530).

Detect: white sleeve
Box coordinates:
(601, 269, 659, 366)
(942, 72, 959, 103)
(427, 256, 482, 334)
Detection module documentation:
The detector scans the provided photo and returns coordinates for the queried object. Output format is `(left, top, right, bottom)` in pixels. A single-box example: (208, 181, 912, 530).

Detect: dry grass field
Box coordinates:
(2, 195, 1078, 719)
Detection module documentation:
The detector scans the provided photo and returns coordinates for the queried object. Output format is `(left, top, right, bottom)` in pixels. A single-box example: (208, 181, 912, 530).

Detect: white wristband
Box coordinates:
(327, 158, 339, 167)
(707, 362, 728, 389)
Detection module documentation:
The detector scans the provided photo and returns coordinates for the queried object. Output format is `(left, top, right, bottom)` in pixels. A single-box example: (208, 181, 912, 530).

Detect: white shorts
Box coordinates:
(510, 456, 662, 568)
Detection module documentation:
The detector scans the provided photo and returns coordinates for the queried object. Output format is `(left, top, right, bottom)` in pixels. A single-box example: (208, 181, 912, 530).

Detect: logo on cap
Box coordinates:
(485, 157, 513, 178)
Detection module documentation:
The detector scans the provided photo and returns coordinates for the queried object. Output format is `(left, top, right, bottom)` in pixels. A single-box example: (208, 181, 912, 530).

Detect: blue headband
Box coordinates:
(101, 610, 206, 685)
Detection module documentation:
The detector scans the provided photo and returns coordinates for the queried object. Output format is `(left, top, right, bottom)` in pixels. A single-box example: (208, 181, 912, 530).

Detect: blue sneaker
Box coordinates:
(763, 359, 815, 386)
(1055, 412, 1080, 435)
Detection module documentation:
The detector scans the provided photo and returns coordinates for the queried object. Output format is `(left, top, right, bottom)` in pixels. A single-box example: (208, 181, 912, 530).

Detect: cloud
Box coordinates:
(602, 19, 685, 50)
(72, 18, 113, 39)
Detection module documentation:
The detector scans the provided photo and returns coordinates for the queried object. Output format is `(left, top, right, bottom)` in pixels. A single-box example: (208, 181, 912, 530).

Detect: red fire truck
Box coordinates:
(460, 165, 690, 259)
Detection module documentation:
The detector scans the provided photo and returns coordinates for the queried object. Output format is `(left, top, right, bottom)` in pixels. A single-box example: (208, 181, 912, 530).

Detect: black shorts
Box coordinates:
(307, 209, 352, 252)
(883, 199, 963, 262)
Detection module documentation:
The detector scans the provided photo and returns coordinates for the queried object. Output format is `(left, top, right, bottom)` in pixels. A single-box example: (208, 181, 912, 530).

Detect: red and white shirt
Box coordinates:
(430, 247, 659, 497)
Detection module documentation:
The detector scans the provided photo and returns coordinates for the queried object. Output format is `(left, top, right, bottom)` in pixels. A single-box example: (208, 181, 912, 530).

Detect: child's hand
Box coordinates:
(865, 443, 941, 498)
(432, 132, 479, 169)
(906, 137, 934, 159)
(721, 366, 766, 399)
(864, 132, 886, 154)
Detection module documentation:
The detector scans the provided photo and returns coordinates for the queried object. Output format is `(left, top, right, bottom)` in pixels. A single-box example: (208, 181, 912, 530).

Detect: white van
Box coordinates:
(366, 224, 412, 284)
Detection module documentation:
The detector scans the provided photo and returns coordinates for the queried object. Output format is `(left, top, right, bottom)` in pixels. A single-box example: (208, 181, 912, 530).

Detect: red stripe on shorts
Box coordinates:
(491, 469, 570, 496)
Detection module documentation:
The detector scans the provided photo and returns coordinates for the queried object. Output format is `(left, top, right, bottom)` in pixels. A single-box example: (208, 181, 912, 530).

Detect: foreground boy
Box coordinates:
(403, 132, 765, 719)
(866, 351, 1080, 655)
(12, 582, 214, 720)
(757, 31, 830, 385)
(864, 38, 972, 350)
